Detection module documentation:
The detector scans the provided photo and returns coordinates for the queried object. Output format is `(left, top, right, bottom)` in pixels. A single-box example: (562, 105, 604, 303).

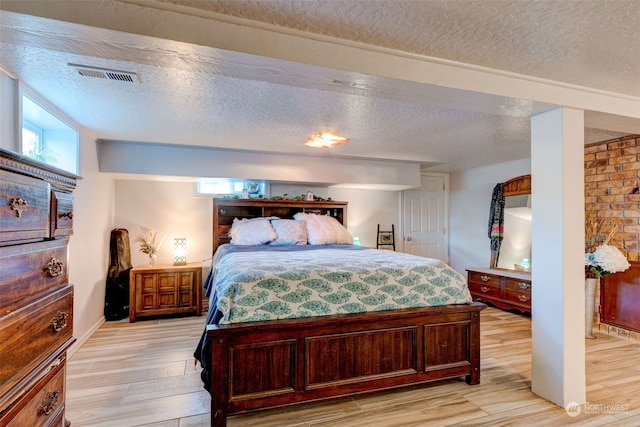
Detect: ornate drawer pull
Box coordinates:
(44, 257, 64, 277)
(518, 282, 531, 289)
(37, 389, 60, 416)
(60, 211, 74, 219)
(10, 197, 28, 217)
(480, 275, 490, 282)
(480, 286, 491, 293)
(518, 295, 529, 302)
(50, 311, 69, 333)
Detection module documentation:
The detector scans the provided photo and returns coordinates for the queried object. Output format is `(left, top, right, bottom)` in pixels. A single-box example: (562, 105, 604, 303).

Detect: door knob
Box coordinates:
(405, 237, 412, 241)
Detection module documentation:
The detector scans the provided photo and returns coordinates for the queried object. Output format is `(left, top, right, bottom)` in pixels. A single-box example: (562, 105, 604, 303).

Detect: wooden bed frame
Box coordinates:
(206, 302, 486, 426)
(206, 198, 486, 426)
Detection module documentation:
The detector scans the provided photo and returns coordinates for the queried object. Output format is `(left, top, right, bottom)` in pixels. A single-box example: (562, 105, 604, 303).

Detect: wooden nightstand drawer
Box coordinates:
(130, 263, 202, 322)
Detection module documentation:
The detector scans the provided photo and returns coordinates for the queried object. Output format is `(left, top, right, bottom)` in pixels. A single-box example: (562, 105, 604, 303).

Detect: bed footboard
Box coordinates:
(207, 302, 486, 427)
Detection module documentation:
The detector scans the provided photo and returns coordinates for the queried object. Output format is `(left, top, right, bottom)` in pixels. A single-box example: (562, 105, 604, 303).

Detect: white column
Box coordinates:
(530, 108, 586, 406)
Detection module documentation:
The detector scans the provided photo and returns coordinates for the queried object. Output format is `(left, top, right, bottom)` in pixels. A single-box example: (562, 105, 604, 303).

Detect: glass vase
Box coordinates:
(149, 253, 157, 267)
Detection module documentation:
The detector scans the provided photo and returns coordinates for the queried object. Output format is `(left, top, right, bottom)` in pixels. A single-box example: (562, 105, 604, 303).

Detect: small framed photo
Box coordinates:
(378, 232, 393, 245)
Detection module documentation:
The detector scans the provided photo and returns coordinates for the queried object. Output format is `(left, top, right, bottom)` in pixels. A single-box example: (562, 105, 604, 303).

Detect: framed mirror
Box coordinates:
(490, 175, 531, 272)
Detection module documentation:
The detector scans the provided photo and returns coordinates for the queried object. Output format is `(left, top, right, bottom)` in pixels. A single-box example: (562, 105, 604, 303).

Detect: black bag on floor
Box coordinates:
(104, 228, 132, 320)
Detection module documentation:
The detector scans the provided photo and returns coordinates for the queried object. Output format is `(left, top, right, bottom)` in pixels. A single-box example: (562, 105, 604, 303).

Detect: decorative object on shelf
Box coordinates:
(174, 237, 187, 266)
(136, 229, 164, 266)
(353, 236, 361, 246)
(584, 211, 629, 338)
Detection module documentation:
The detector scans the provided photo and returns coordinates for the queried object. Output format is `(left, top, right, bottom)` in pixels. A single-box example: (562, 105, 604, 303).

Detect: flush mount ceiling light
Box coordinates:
(304, 132, 350, 148)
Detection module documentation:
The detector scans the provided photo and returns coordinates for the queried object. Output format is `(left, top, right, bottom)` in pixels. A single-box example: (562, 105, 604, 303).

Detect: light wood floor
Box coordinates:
(66, 307, 640, 427)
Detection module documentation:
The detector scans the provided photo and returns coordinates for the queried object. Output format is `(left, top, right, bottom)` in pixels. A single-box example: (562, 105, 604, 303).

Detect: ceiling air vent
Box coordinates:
(68, 63, 141, 83)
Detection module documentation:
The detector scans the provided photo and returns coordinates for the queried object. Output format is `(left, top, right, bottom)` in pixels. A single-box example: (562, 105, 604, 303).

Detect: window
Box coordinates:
(20, 86, 79, 174)
(197, 178, 269, 198)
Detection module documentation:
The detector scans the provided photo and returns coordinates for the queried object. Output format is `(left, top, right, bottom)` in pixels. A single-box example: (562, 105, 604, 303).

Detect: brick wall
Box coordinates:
(585, 134, 640, 335)
(585, 134, 640, 262)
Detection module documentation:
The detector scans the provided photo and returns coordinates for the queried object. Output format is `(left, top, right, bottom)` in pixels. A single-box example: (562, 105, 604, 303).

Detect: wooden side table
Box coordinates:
(129, 262, 202, 322)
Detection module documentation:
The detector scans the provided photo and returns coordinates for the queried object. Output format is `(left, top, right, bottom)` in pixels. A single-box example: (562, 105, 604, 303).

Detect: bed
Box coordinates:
(194, 200, 485, 427)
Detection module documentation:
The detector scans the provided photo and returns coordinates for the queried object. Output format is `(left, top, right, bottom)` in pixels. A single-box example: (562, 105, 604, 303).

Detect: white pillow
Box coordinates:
(229, 217, 277, 245)
(294, 213, 353, 245)
(270, 219, 308, 245)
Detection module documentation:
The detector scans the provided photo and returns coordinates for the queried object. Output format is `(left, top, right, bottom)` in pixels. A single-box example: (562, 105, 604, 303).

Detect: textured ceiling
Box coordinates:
(0, 0, 638, 173)
(166, 0, 640, 97)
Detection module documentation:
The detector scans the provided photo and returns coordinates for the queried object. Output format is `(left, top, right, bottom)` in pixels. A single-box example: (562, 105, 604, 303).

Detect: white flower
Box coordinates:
(585, 244, 630, 278)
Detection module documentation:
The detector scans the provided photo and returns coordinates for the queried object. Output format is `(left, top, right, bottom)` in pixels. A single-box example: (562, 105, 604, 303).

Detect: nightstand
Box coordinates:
(129, 262, 202, 322)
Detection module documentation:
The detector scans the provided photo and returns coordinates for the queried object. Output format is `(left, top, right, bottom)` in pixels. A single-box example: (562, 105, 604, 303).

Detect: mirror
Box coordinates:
(491, 175, 531, 272)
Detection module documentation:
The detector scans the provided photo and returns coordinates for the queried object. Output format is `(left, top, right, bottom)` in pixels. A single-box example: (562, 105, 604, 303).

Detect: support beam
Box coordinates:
(530, 108, 585, 406)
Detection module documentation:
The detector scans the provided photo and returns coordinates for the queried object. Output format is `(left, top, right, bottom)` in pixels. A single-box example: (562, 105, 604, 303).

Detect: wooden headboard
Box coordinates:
(212, 198, 348, 254)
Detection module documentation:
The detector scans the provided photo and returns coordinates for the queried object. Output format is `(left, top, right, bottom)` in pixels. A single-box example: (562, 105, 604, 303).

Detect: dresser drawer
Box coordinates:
(468, 281, 500, 298)
(504, 277, 531, 293)
(1, 357, 66, 427)
(468, 271, 501, 288)
(0, 286, 73, 399)
(0, 239, 69, 313)
(503, 288, 531, 307)
(1, 169, 50, 244)
(51, 191, 74, 238)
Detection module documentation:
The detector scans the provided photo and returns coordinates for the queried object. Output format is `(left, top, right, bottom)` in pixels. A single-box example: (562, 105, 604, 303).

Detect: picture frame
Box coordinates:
(378, 231, 393, 245)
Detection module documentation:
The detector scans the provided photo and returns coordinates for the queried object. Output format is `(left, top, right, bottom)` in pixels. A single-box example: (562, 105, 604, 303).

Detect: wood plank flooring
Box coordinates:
(66, 308, 640, 426)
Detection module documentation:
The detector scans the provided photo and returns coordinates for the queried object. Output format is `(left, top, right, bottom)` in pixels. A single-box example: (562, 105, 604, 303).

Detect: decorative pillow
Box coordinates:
(293, 213, 353, 245)
(229, 217, 277, 245)
(270, 219, 308, 245)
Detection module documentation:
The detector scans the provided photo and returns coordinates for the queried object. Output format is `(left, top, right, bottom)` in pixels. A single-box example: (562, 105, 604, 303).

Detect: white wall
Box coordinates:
(112, 180, 402, 272)
(0, 70, 17, 152)
(68, 132, 115, 355)
(449, 158, 531, 274)
(114, 181, 212, 269)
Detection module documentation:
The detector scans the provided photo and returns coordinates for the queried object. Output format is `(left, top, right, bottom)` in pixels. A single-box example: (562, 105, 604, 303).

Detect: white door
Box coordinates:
(402, 174, 448, 262)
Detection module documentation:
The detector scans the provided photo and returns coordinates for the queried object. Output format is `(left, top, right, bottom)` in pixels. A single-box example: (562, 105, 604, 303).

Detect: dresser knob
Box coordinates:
(518, 295, 529, 302)
(44, 257, 64, 277)
(518, 282, 530, 289)
(480, 275, 490, 282)
(37, 389, 60, 416)
(60, 211, 74, 219)
(10, 197, 28, 217)
(50, 311, 69, 333)
(480, 286, 490, 293)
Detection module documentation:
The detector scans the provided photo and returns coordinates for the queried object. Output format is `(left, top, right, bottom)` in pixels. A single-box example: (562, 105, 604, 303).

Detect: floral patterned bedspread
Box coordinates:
(211, 245, 472, 324)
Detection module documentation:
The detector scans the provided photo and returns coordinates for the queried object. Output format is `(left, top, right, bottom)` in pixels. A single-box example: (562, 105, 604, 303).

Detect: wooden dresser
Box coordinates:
(129, 263, 202, 322)
(0, 148, 78, 426)
(466, 267, 531, 314)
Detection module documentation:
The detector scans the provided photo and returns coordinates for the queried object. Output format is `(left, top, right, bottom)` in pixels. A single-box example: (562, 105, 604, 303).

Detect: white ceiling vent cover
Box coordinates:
(68, 63, 141, 83)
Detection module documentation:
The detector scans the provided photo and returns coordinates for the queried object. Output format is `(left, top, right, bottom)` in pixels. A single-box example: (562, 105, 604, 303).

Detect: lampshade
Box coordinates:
(174, 238, 187, 266)
(304, 132, 349, 148)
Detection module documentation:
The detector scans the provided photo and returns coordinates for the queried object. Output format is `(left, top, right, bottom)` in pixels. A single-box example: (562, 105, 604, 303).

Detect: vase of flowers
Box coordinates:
(136, 229, 164, 267)
(584, 213, 629, 338)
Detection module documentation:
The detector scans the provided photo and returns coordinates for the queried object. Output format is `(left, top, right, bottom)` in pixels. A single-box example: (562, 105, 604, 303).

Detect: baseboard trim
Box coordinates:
(68, 316, 106, 359)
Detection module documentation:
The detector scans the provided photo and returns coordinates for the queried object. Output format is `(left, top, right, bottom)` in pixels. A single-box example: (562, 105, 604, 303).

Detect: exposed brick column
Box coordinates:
(584, 134, 640, 325)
